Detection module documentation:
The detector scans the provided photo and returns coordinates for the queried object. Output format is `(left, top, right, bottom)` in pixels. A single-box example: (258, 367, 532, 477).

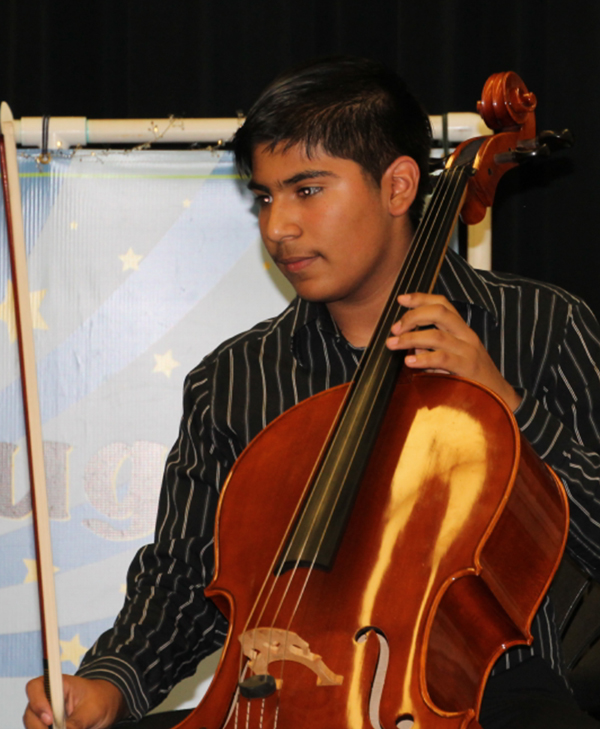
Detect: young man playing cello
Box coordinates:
(24, 57, 600, 729)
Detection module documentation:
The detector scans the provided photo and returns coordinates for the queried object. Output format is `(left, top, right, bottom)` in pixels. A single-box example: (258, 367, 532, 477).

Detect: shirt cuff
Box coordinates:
(513, 388, 571, 466)
(77, 655, 150, 721)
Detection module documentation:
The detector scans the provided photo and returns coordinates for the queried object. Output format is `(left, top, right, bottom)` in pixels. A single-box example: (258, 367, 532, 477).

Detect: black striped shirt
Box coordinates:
(78, 250, 600, 718)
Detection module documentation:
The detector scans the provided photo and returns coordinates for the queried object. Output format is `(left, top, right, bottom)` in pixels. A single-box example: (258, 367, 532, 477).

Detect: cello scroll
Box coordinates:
(449, 71, 572, 225)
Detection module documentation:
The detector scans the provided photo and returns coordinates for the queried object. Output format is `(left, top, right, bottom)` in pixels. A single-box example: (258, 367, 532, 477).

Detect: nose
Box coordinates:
(261, 198, 301, 244)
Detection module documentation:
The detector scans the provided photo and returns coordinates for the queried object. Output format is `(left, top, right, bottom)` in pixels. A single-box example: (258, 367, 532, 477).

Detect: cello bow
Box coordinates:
(0, 102, 66, 729)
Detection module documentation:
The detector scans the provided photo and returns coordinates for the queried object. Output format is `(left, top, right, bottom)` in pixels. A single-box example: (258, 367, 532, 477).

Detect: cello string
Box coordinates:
(249, 165, 470, 676)
(230, 391, 354, 696)
(359, 164, 469, 391)
(225, 180, 463, 671)
(232, 163, 470, 718)
(256, 164, 468, 664)
(248, 168, 466, 724)
(260, 165, 465, 610)
(226, 327, 369, 683)
(264, 168, 471, 705)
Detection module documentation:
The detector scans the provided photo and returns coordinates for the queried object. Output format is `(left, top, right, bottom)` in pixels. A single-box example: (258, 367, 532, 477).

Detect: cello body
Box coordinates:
(178, 370, 568, 729)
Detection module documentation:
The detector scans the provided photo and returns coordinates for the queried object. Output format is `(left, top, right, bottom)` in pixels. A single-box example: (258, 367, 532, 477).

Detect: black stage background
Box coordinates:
(1, 0, 599, 316)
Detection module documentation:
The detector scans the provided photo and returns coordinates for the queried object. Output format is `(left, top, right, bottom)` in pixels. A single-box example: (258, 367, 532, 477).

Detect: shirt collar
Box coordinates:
(436, 249, 499, 322)
(291, 297, 340, 337)
(290, 298, 343, 367)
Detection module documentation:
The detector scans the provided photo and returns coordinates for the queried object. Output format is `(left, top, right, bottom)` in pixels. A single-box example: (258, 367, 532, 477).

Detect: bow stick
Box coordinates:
(0, 102, 66, 729)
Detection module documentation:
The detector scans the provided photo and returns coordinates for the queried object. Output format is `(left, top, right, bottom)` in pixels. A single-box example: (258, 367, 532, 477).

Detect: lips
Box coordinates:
(277, 255, 318, 274)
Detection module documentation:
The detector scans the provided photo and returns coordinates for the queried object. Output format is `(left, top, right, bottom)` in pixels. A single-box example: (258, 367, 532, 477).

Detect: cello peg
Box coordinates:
(493, 145, 551, 165)
(537, 128, 574, 151)
(493, 128, 573, 166)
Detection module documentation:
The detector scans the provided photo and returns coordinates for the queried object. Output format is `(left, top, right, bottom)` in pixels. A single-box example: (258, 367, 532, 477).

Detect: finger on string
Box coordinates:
(387, 329, 468, 359)
(396, 308, 463, 336)
(404, 349, 456, 373)
(397, 292, 458, 312)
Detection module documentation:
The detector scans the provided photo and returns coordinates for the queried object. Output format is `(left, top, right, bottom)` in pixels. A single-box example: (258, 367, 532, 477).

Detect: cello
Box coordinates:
(173, 70, 572, 729)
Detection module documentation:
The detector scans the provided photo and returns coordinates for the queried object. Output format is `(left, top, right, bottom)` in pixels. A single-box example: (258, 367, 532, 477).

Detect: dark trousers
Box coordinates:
(128, 657, 599, 729)
(479, 656, 599, 729)
(122, 710, 191, 729)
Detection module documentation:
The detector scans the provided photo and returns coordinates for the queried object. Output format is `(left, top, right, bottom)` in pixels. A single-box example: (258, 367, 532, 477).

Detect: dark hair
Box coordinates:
(232, 56, 432, 228)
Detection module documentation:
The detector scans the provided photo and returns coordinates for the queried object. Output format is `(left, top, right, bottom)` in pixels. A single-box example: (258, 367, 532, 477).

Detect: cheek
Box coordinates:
(340, 191, 386, 233)
(308, 203, 341, 231)
(312, 201, 375, 247)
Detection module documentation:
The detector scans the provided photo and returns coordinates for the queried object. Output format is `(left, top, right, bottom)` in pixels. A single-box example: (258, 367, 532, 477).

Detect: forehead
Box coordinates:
(250, 142, 368, 186)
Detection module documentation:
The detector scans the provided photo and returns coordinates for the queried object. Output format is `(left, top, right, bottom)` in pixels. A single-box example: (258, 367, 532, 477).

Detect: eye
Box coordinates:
(253, 193, 272, 206)
(297, 186, 322, 198)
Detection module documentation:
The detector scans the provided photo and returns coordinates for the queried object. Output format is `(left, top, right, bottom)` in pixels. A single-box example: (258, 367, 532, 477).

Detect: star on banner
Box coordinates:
(182, 198, 191, 208)
(153, 350, 180, 378)
(0, 281, 49, 343)
(23, 558, 59, 584)
(119, 248, 143, 272)
(60, 634, 88, 669)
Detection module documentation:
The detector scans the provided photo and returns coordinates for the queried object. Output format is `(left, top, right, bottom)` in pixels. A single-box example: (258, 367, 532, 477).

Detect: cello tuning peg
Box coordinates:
(536, 128, 574, 152)
(516, 129, 574, 154)
(494, 145, 551, 165)
(497, 129, 574, 165)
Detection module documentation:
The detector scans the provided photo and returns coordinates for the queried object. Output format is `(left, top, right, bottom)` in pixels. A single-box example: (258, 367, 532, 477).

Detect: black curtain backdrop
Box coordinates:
(2, 0, 599, 316)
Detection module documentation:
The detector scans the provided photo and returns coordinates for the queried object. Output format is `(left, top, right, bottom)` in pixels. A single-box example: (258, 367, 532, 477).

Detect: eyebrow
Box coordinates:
(248, 169, 338, 194)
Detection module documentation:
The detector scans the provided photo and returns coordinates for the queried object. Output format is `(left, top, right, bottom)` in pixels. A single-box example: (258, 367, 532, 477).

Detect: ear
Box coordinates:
(382, 156, 421, 218)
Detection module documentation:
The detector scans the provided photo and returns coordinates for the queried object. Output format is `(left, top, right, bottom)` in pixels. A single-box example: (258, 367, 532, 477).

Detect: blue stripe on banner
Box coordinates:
(0, 502, 148, 589)
(0, 156, 259, 442)
(0, 615, 116, 677)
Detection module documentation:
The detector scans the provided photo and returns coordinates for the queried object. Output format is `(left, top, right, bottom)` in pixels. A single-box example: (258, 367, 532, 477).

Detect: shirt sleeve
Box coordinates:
(513, 298, 600, 581)
(77, 360, 231, 719)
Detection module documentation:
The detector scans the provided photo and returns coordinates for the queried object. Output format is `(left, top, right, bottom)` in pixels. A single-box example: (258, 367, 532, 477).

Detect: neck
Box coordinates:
(326, 228, 413, 348)
(326, 292, 390, 348)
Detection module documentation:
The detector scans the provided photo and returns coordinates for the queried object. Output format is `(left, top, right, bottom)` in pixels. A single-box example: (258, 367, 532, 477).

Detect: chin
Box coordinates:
(285, 271, 353, 304)
(292, 285, 345, 305)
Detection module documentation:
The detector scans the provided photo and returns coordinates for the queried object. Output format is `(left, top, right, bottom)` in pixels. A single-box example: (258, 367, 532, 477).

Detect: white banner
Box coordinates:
(0, 149, 293, 728)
